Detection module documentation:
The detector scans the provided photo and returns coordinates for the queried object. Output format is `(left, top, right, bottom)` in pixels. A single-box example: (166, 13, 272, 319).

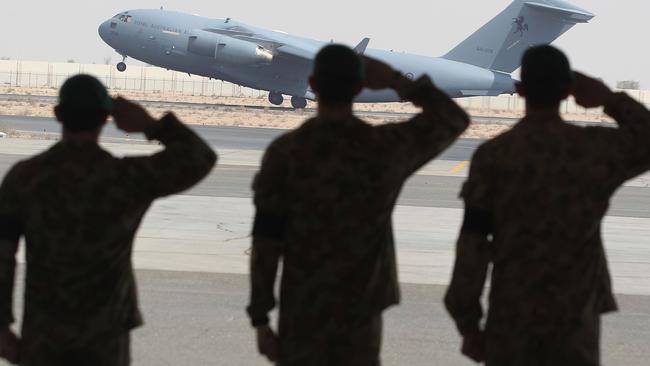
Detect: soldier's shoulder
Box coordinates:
(268, 129, 298, 150)
(5, 148, 53, 180)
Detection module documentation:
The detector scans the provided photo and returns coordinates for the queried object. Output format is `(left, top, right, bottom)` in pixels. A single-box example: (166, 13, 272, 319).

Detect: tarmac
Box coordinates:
(0, 116, 649, 365)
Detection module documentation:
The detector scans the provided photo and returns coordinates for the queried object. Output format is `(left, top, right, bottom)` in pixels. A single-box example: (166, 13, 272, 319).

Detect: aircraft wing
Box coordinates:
(275, 37, 371, 59)
(203, 27, 369, 61)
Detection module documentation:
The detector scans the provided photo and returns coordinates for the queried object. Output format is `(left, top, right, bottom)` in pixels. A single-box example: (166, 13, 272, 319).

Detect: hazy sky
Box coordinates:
(1, 0, 647, 87)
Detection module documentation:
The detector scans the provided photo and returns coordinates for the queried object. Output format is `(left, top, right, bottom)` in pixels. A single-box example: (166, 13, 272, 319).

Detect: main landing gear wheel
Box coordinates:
(268, 92, 284, 106)
(291, 97, 307, 109)
(116, 62, 127, 72)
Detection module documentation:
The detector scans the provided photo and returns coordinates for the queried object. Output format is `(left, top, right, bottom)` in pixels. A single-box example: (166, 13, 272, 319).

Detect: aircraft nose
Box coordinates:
(98, 20, 111, 42)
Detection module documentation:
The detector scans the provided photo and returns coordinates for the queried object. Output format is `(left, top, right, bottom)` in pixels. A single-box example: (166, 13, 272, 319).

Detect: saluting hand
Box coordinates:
(572, 71, 613, 109)
(362, 56, 400, 90)
(111, 96, 158, 133)
(0, 327, 19, 364)
(256, 325, 280, 362)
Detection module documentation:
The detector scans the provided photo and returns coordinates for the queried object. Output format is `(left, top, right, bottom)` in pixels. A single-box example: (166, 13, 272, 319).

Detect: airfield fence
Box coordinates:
(1, 60, 649, 115)
(0, 60, 267, 98)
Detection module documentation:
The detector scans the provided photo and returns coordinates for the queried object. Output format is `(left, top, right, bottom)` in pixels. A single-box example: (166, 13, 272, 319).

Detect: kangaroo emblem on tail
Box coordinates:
(512, 16, 529, 37)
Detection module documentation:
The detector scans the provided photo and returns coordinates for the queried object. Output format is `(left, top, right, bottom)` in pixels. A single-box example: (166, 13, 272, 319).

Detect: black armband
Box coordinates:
(252, 213, 287, 241)
(460, 208, 494, 236)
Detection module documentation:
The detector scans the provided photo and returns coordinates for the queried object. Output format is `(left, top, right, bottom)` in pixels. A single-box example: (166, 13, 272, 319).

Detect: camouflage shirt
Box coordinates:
(247, 76, 469, 335)
(0, 113, 216, 348)
(445, 93, 650, 337)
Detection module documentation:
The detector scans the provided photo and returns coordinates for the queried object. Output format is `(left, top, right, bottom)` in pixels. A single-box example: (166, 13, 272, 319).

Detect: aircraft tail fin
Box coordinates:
(443, 0, 594, 73)
(354, 38, 370, 55)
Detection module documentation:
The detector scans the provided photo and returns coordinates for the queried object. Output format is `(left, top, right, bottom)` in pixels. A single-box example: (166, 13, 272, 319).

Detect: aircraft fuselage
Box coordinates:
(99, 9, 516, 103)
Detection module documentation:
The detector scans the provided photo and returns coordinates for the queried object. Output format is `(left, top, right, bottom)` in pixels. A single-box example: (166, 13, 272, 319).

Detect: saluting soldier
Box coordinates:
(247, 45, 469, 365)
(445, 45, 650, 366)
(0, 75, 216, 365)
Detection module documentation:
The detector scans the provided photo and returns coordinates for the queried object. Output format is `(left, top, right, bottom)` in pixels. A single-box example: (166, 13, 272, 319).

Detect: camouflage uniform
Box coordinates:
(445, 93, 650, 366)
(247, 76, 469, 365)
(0, 113, 217, 365)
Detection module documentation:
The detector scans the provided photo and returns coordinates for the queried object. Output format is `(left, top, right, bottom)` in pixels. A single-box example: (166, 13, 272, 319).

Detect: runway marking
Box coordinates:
(450, 161, 469, 173)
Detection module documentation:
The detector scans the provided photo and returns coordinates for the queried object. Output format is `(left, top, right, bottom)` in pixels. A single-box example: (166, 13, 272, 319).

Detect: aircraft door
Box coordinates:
(188, 31, 218, 57)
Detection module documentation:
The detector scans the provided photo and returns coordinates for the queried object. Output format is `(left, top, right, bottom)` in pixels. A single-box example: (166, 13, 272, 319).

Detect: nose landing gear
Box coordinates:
(116, 55, 127, 72)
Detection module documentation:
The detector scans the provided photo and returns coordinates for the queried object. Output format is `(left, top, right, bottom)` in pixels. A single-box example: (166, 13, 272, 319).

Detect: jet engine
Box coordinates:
(188, 30, 273, 65)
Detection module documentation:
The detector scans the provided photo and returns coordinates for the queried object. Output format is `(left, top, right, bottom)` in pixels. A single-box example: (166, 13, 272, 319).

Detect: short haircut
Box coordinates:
(57, 74, 112, 132)
(57, 106, 109, 133)
(520, 45, 575, 107)
(312, 45, 364, 105)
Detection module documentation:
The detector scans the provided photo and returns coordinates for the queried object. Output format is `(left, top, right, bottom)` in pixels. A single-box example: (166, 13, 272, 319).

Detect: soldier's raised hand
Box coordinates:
(111, 96, 157, 133)
(363, 56, 399, 90)
(573, 72, 613, 109)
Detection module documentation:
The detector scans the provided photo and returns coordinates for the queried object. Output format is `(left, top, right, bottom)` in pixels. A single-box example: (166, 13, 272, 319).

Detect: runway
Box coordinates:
(0, 115, 483, 159)
(0, 119, 649, 365)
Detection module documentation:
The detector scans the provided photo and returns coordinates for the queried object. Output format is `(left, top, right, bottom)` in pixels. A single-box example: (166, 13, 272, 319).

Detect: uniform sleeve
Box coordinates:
(444, 147, 492, 335)
(0, 165, 24, 328)
(246, 141, 288, 327)
(602, 92, 650, 183)
(122, 113, 217, 199)
(377, 76, 470, 177)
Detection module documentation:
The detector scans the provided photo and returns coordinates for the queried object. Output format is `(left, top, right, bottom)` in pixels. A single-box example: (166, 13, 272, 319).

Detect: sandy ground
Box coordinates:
(0, 86, 608, 140)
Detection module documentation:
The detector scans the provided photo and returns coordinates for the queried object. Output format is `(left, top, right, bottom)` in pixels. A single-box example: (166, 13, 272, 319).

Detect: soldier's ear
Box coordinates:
(53, 105, 64, 125)
(560, 83, 573, 102)
(353, 82, 363, 97)
(309, 76, 319, 95)
(515, 82, 525, 98)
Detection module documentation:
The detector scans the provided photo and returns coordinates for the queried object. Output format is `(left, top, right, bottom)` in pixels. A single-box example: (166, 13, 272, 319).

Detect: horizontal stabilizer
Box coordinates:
(524, 2, 594, 22)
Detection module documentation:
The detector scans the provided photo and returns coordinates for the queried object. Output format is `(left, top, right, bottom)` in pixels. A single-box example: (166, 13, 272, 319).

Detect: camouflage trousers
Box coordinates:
(278, 314, 382, 366)
(486, 315, 600, 366)
(19, 332, 130, 366)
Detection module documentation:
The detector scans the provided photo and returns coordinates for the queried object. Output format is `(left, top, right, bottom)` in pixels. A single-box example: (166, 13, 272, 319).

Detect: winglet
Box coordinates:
(353, 38, 370, 55)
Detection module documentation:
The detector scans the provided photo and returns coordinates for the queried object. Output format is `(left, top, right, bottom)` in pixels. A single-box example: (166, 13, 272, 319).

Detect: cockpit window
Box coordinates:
(117, 14, 133, 23)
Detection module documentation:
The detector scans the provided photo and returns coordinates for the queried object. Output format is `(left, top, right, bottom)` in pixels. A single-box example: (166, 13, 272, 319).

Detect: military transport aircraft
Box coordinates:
(98, 0, 593, 108)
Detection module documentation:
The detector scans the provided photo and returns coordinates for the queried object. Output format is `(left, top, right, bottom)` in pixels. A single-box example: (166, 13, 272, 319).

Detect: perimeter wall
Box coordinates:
(2, 60, 648, 115)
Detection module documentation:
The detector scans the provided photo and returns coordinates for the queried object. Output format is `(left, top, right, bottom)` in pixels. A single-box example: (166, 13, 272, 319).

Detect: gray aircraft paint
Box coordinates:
(98, 0, 593, 106)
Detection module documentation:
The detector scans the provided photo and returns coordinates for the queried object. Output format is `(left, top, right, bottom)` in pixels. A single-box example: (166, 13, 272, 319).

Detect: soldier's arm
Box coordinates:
(444, 214, 491, 336)
(574, 72, 650, 182)
(0, 165, 23, 330)
(444, 148, 492, 336)
(380, 75, 470, 176)
(111, 97, 217, 199)
(603, 92, 650, 180)
(246, 142, 288, 328)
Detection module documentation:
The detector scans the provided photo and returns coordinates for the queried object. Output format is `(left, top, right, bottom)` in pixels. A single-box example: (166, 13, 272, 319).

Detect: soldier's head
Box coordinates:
(54, 74, 112, 133)
(309, 45, 364, 107)
(516, 45, 575, 109)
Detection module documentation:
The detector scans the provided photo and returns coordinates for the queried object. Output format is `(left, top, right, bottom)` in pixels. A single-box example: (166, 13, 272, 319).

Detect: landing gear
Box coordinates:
(116, 55, 127, 72)
(291, 96, 307, 109)
(268, 92, 284, 106)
